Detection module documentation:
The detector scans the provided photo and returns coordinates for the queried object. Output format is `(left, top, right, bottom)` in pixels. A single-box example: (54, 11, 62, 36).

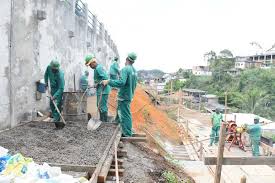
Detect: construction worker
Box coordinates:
(209, 108, 223, 146)
(246, 116, 262, 156)
(85, 54, 111, 122)
(109, 57, 120, 80)
(80, 70, 89, 92)
(44, 60, 65, 129)
(102, 52, 138, 137)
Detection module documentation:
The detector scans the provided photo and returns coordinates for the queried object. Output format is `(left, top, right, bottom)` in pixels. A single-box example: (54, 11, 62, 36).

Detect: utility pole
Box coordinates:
(214, 92, 227, 183)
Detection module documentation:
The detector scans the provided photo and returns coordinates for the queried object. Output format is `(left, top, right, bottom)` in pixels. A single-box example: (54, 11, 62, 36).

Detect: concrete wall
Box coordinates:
(0, 0, 119, 129)
(0, 0, 12, 129)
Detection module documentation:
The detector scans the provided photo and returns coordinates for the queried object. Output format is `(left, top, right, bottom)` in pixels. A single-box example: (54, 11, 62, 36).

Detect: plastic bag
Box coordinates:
(3, 153, 33, 176)
(0, 154, 11, 173)
(0, 146, 9, 157)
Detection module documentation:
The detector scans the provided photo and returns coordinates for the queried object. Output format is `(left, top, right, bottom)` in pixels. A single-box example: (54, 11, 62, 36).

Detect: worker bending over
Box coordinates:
(80, 70, 89, 92)
(85, 54, 111, 122)
(44, 60, 65, 129)
(102, 53, 138, 137)
(246, 116, 262, 156)
(109, 57, 120, 80)
(209, 108, 223, 146)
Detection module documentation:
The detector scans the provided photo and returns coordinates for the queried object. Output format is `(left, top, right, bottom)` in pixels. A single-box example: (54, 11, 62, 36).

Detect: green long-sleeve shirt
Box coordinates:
(44, 65, 65, 99)
(94, 64, 111, 95)
(109, 62, 120, 76)
(109, 65, 137, 101)
(247, 124, 262, 140)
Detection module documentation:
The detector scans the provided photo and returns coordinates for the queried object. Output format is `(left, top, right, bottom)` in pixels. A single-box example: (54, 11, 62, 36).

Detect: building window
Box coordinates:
(254, 56, 259, 60)
(266, 55, 271, 60)
(260, 56, 265, 60)
(272, 55, 275, 59)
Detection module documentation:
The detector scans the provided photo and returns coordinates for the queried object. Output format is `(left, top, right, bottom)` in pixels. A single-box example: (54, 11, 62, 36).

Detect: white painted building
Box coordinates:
(192, 66, 212, 76)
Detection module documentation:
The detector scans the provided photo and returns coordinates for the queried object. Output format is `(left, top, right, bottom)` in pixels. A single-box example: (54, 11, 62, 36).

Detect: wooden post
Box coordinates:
(240, 175, 246, 183)
(214, 92, 227, 183)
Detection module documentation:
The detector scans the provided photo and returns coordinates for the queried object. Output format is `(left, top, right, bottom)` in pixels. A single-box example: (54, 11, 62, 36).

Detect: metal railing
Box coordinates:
(74, 0, 117, 52)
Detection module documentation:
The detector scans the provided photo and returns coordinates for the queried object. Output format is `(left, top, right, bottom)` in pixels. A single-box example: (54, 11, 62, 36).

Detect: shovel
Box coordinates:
(47, 93, 66, 125)
(87, 84, 105, 131)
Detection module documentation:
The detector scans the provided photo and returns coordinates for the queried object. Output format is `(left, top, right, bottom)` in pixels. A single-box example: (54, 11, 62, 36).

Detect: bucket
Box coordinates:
(63, 92, 88, 121)
(37, 82, 46, 93)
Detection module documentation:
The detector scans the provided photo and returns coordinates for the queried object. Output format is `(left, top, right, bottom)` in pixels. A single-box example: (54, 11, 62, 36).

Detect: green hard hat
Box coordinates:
(114, 57, 119, 61)
(50, 59, 60, 69)
(127, 52, 137, 62)
(85, 54, 95, 65)
(254, 116, 260, 120)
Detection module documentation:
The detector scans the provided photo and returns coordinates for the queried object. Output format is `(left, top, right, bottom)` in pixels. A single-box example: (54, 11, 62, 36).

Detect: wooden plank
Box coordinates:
(120, 137, 147, 142)
(112, 159, 124, 166)
(114, 141, 119, 183)
(112, 158, 124, 165)
(132, 133, 146, 137)
(204, 156, 275, 165)
(117, 149, 127, 157)
(108, 169, 124, 177)
(97, 154, 114, 183)
(89, 126, 121, 183)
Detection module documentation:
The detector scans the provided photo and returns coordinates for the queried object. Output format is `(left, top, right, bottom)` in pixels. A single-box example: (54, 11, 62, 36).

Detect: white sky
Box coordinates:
(85, 0, 275, 73)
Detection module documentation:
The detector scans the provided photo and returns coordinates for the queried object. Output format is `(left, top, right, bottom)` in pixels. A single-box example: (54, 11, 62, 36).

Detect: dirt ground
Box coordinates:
(122, 142, 194, 183)
(0, 121, 117, 165)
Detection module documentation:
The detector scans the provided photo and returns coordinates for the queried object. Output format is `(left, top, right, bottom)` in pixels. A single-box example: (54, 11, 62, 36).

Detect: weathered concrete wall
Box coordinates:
(0, 1, 11, 129)
(0, 0, 119, 129)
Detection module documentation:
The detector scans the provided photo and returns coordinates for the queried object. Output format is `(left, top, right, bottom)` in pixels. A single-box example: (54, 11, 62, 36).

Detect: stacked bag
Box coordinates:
(0, 146, 89, 183)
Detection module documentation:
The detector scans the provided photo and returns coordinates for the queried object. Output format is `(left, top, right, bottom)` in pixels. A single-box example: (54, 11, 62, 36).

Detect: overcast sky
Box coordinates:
(85, 0, 275, 73)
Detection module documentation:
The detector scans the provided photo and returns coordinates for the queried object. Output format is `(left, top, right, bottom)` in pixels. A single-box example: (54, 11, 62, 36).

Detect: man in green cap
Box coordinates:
(44, 59, 65, 129)
(85, 54, 111, 122)
(102, 52, 138, 137)
(209, 108, 223, 146)
(245, 116, 262, 156)
(80, 70, 89, 92)
(109, 57, 120, 80)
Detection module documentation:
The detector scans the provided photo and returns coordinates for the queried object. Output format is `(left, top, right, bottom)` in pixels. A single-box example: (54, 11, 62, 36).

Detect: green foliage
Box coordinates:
(164, 79, 186, 92)
(162, 171, 179, 183)
(185, 50, 275, 120)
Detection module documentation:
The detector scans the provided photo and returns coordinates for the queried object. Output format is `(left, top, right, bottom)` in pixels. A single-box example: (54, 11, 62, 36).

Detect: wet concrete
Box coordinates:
(0, 121, 117, 165)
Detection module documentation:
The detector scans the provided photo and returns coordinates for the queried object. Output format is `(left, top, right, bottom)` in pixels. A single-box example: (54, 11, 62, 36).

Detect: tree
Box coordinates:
(219, 49, 233, 58)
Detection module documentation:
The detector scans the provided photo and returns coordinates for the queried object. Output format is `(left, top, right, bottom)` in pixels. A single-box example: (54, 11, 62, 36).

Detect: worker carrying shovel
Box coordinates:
(85, 54, 111, 122)
(44, 60, 65, 129)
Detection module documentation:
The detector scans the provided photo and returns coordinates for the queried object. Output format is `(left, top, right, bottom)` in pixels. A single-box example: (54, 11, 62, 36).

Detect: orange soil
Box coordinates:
(108, 86, 180, 144)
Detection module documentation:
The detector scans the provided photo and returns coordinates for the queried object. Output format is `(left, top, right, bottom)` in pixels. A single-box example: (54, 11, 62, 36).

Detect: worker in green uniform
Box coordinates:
(246, 116, 262, 156)
(85, 54, 111, 122)
(109, 57, 120, 80)
(209, 108, 223, 146)
(44, 60, 65, 129)
(102, 52, 138, 137)
(80, 70, 89, 91)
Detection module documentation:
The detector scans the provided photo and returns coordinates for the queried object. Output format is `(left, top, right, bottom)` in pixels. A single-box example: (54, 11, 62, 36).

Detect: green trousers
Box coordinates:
(50, 94, 63, 122)
(210, 126, 220, 145)
(97, 94, 109, 122)
(251, 138, 260, 156)
(116, 100, 132, 137)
